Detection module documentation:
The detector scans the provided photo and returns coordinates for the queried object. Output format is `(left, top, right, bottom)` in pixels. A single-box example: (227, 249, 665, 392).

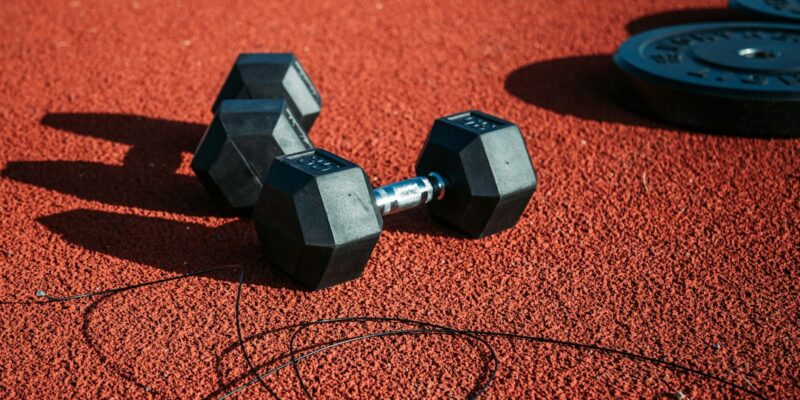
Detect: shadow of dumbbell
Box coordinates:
(3, 113, 213, 216)
(36, 209, 300, 288)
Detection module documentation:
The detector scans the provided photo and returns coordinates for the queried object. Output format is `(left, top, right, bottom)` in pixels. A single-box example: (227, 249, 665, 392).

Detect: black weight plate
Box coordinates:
(730, 0, 800, 23)
(613, 22, 800, 137)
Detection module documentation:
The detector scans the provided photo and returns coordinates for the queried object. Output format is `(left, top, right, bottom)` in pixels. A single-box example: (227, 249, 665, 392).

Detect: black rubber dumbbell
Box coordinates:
(253, 110, 538, 290)
(211, 53, 322, 131)
(191, 53, 321, 216)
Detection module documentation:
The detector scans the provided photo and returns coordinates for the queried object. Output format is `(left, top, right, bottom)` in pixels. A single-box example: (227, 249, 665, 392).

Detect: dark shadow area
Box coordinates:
(505, 55, 659, 128)
(41, 113, 201, 152)
(36, 209, 300, 289)
(381, 207, 466, 238)
(3, 161, 210, 216)
(2, 113, 213, 216)
(625, 8, 750, 35)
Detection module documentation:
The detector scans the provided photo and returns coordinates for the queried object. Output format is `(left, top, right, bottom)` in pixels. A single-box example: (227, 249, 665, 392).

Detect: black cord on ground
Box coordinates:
(233, 266, 281, 400)
(34, 264, 767, 400)
(35, 265, 239, 302)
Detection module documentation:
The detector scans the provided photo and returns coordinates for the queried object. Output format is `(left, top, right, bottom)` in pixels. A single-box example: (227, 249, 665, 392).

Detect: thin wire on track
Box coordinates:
(31, 264, 766, 400)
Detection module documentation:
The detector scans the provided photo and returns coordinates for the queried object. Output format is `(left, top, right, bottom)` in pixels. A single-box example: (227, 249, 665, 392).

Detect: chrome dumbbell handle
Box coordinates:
(373, 172, 446, 216)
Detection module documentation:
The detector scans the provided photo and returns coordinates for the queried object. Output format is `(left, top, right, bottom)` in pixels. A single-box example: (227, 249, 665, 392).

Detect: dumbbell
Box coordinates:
(253, 110, 538, 290)
(212, 53, 322, 131)
(192, 53, 321, 216)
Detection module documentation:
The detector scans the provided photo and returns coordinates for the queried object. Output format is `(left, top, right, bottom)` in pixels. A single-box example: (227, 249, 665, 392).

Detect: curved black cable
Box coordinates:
(287, 318, 499, 399)
(35, 265, 238, 302)
(233, 266, 281, 400)
(222, 328, 497, 400)
(34, 265, 767, 400)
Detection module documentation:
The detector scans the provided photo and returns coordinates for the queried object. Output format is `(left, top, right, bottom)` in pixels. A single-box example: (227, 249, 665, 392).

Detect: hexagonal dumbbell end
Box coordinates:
(415, 111, 537, 238)
(253, 149, 383, 290)
(211, 53, 322, 132)
(191, 99, 314, 216)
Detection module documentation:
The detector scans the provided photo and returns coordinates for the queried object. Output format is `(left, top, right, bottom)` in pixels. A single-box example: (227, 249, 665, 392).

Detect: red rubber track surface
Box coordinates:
(0, 0, 797, 398)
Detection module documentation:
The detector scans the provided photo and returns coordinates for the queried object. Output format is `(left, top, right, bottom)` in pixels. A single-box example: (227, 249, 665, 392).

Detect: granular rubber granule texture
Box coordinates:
(0, 0, 798, 398)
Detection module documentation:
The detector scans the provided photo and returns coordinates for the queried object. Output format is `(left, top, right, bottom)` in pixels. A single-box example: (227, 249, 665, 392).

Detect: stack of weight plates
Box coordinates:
(730, 0, 800, 23)
(613, 3, 799, 137)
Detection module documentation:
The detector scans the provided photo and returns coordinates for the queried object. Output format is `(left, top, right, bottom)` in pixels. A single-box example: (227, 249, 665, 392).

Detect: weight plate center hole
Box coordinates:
(737, 47, 781, 60)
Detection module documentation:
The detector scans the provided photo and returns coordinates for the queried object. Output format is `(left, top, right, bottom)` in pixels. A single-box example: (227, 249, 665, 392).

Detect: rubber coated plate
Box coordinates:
(730, 0, 800, 22)
(613, 22, 800, 137)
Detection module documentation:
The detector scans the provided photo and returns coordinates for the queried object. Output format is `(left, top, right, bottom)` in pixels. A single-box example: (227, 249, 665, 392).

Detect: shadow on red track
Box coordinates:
(36, 209, 300, 288)
(2, 113, 213, 216)
(2, 112, 308, 285)
(505, 54, 658, 128)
